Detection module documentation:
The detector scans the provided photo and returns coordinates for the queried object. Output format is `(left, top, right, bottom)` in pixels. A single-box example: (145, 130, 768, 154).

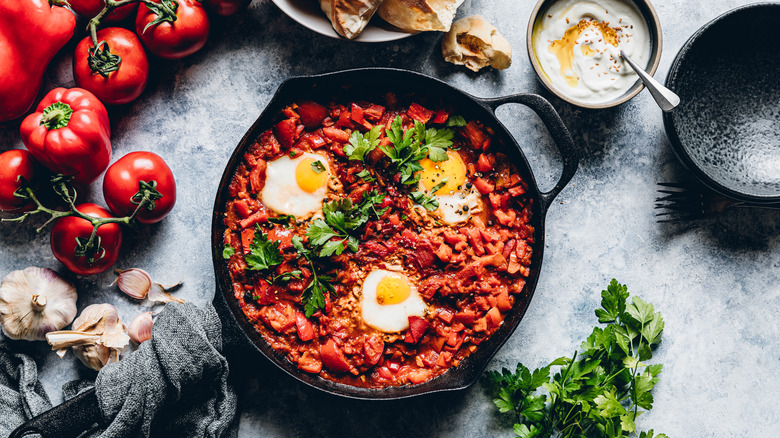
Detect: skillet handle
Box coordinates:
(479, 93, 580, 213)
(9, 388, 102, 438)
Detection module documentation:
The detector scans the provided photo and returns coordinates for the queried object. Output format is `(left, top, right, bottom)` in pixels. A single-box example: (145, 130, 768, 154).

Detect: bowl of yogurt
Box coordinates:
(527, 0, 662, 109)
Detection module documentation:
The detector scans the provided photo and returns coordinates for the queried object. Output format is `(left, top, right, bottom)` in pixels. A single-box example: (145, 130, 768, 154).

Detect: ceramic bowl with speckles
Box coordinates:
(663, 2, 780, 203)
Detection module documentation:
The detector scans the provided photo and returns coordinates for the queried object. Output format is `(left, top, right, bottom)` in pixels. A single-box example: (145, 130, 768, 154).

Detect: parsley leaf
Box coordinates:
(244, 226, 283, 271)
(291, 236, 335, 318)
(344, 125, 382, 161)
(410, 178, 448, 211)
(380, 116, 456, 189)
(268, 214, 295, 228)
(446, 115, 467, 127)
(311, 160, 326, 173)
(356, 168, 375, 182)
(485, 279, 666, 438)
(222, 245, 236, 260)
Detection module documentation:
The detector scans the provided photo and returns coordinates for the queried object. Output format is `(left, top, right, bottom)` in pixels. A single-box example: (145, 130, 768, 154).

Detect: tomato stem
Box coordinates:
(1, 175, 160, 264)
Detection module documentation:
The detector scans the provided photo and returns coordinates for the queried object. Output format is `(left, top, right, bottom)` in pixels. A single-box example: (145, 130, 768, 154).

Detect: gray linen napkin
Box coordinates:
(88, 303, 238, 437)
(0, 341, 52, 436)
(1, 303, 238, 438)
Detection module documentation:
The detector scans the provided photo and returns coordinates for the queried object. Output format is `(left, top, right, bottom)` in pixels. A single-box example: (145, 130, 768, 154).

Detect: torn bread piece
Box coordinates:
(378, 0, 465, 32)
(442, 15, 512, 72)
(320, 0, 385, 39)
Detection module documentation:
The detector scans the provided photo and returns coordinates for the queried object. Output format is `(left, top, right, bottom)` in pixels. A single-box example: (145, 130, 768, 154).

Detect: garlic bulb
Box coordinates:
(46, 303, 129, 371)
(128, 312, 154, 344)
(114, 269, 184, 304)
(0, 267, 78, 341)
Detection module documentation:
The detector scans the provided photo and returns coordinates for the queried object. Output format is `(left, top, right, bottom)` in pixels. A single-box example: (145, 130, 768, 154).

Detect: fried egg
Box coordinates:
(361, 270, 427, 333)
(260, 152, 330, 218)
(417, 150, 482, 224)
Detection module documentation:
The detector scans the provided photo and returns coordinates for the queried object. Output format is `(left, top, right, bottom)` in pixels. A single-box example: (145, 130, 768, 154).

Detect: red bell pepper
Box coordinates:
(20, 88, 112, 185)
(0, 0, 76, 122)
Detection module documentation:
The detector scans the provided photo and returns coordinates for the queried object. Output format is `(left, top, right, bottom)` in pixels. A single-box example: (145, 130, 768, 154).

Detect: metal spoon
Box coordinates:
(620, 50, 680, 112)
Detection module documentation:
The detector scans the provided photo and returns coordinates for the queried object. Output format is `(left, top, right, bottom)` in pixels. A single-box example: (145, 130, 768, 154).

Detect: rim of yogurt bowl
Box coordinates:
(526, 0, 663, 109)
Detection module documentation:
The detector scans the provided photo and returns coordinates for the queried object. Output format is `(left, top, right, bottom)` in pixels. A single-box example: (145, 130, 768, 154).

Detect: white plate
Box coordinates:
(271, 0, 415, 42)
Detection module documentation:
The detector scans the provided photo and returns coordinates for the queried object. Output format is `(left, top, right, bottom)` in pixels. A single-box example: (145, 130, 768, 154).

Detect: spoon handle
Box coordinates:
(621, 51, 680, 112)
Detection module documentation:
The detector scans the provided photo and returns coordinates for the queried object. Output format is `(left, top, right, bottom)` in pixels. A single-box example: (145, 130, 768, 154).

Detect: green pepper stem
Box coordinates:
(40, 102, 73, 130)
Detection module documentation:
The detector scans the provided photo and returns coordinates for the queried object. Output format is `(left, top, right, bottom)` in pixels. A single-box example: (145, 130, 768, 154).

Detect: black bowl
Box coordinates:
(663, 3, 780, 203)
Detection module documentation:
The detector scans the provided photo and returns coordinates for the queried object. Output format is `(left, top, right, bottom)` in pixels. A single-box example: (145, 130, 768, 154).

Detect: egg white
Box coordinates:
(260, 152, 329, 218)
(361, 270, 427, 333)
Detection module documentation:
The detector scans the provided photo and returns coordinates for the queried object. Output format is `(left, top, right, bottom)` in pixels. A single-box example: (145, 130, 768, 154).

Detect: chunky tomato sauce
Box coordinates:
(222, 95, 534, 388)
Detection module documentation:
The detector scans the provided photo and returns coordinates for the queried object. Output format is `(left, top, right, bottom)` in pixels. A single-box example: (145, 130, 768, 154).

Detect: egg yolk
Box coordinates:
(376, 275, 412, 305)
(295, 157, 328, 193)
(418, 150, 466, 195)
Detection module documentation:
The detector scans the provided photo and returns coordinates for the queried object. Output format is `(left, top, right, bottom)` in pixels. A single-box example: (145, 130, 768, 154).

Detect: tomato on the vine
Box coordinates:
(0, 150, 37, 211)
(135, 0, 210, 60)
(69, 0, 138, 22)
(103, 152, 176, 224)
(74, 27, 150, 105)
(51, 203, 123, 276)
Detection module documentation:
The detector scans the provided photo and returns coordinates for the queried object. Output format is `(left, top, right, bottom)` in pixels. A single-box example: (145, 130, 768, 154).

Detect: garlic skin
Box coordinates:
(46, 303, 129, 371)
(114, 269, 152, 299)
(147, 283, 185, 305)
(0, 267, 78, 341)
(128, 312, 154, 344)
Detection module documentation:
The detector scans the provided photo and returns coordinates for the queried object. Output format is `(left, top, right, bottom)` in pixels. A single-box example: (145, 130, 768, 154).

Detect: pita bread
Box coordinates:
(320, 0, 385, 39)
(377, 0, 465, 32)
(442, 16, 512, 71)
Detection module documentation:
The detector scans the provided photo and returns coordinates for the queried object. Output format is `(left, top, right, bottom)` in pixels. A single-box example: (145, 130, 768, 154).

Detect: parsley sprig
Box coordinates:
(410, 178, 448, 211)
(291, 236, 335, 317)
(380, 116, 455, 185)
(245, 226, 284, 271)
(344, 125, 382, 161)
(485, 280, 666, 438)
(306, 192, 388, 257)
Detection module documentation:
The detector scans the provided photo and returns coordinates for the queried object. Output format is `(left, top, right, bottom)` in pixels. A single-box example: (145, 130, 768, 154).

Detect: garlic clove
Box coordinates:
(47, 303, 130, 371)
(114, 269, 152, 300)
(128, 312, 154, 344)
(147, 283, 185, 304)
(0, 267, 78, 341)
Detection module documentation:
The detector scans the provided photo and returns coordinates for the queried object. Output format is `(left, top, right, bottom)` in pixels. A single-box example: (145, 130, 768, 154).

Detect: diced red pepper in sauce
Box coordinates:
(363, 334, 384, 366)
(297, 101, 329, 128)
(273, 118, 299, 149)
(322, 126, 350, 143)
(295, 312, 316, 341)
(407, 103, 434, 124)
(432, 109, 449, 124)
(320, 339, 353, 374)
(239, 210, 269, 229)
(241, 228, 255, 254)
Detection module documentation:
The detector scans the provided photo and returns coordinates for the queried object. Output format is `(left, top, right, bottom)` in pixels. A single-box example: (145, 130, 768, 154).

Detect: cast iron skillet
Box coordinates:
(10, 68, 578, 437)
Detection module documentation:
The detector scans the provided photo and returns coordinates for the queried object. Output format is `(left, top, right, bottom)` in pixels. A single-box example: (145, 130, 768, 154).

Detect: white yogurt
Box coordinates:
(533, 0, 651, 104)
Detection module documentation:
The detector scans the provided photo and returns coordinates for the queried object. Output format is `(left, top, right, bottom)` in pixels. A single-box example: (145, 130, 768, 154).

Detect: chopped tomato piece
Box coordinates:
(295, 312, 316, 341)
(497, 291, 513, 312)
(249, 164, 266, 194)
(297, 101, 328, 128)
(362, 104, 385, 121)
(239, 210, 269, 229)
(437, 309, 454, 323)
(267, 227, 294, 250)
(473, 177, 495, 194)
(254, 280, 275, 305)
(320, 339, 353, 374)
(322, 126, 350, 143)
(487, 307, 503, 328)
(432, 109, 449, 124)
(234, 199, 252, 219)
(453, 311, 477, 324)
(434, 243, 452, 262)
(443, 229, 466, 245)
(476, 153, 496, 172)
(259, 303, 296, 333)
(241, 228, 255, 254)
(364, 334, 384, 366)
(463, 121, 488, 150)
(494, 209, 517, 227)
(407, 103, 434, 124)
(508, 185, 527, 197)
(404, 316, 430, 344)
(407, 368, 433, 384)
(337, 111, 352, 128)
(273, 118, 299, 149)
(437, 351, 453, 367)
(298, 350, 322, 374)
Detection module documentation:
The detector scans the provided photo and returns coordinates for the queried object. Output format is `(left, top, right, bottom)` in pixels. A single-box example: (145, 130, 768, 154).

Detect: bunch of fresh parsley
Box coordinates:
(380, 116, 454, 185)
(291, 235, 336, 317)
(485, 279, 667, 438)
